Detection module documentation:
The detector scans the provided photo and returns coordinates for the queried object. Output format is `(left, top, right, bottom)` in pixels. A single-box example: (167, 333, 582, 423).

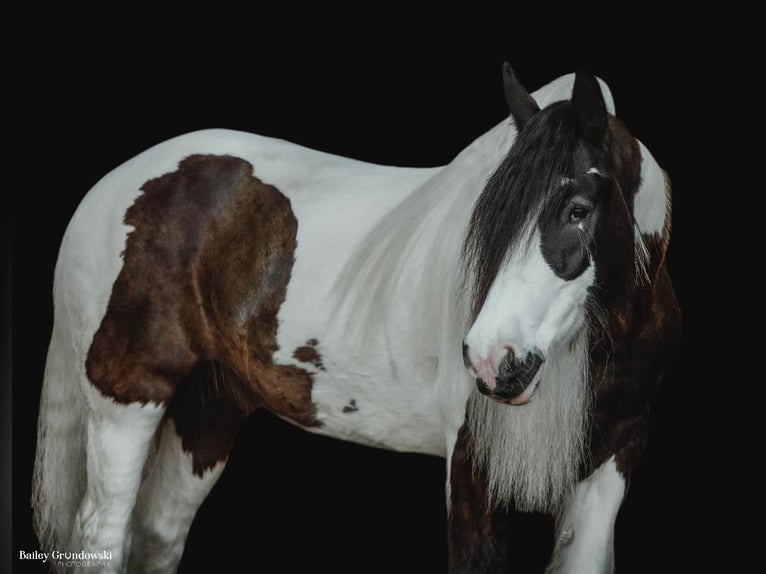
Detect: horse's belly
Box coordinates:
(272, 221, 449, 457)
(256, 148, 446, 456)
(297, 363, 447, 457)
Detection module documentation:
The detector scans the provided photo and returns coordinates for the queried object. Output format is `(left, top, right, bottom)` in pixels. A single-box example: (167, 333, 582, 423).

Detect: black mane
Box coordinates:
(462, 102, 578, 316)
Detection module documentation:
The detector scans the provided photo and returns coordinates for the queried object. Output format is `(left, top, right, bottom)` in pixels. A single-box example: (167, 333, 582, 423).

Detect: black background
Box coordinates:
(11, 16, 719, 574)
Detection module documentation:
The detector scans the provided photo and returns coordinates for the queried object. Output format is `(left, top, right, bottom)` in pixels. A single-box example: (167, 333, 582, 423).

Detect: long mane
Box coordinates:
(328, 121, 515, 367)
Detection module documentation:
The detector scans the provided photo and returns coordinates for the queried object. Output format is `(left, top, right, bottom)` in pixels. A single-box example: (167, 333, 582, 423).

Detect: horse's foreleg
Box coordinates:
(71, 393, 165, 574)
(447, 425, 508, 574)
(546, 456, 627, 574)
(129, 368, 249, 574)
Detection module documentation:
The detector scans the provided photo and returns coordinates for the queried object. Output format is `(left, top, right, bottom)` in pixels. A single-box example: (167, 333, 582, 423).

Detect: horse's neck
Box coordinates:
(329, 72, 610, 347)
(325, 74, 619, 367)
(328, 119, 516, 372)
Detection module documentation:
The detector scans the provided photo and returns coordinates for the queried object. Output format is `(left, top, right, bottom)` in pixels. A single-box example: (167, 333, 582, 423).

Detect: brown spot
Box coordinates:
(86, 155, 319, 467)
(293, 341, 324, 370)
(341, 399, 358, 414)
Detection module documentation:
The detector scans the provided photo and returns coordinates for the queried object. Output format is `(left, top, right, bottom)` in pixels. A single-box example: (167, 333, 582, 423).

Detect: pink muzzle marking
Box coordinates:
(473, 346, 512, 390)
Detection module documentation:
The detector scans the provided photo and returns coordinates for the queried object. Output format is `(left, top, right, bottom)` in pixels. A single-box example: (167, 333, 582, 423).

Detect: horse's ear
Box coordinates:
(502, 62, 539, 131)
(572, 69, 607, 146)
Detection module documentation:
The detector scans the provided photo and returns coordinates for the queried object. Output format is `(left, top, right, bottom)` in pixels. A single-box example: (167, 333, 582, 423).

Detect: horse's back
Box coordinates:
(55, 129, 434, 340)
(54, 71, 615, 351)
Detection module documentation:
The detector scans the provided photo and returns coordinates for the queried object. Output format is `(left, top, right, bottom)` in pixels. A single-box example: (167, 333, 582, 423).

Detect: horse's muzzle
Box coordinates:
(475, 350, 545, 405)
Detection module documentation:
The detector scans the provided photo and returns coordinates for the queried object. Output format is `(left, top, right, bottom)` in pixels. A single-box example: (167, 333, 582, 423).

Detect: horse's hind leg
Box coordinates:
(71, 387, 165, 574)
(128, 362, 250, 574)
(127, 421, 228, 574)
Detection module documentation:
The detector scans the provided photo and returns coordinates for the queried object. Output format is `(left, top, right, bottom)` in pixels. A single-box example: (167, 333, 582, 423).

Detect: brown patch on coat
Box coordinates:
(588, 261, 682, 481)
(86, 154, 318, 469)
(582, 134, 681, 482)
(293, 339, 324, 370)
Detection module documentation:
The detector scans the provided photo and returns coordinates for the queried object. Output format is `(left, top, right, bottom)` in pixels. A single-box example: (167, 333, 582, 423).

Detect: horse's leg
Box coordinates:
(546, 413, 649, 574)
(70, 388, 165, 574)
(128, 363, 249, 574)
(124, 332, 313, 573)
(447, 425, 508, 574)
(546, 456, 626, 574)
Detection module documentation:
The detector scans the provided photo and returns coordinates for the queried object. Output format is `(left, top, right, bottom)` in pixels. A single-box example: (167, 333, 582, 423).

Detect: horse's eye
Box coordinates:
(569, 206, 591, 223)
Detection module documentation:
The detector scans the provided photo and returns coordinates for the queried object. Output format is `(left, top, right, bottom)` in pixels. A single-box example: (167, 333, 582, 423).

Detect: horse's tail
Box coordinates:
(32, 312, 89, 556)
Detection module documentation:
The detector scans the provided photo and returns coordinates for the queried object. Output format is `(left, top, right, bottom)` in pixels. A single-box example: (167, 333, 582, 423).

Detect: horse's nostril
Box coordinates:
(498, 349, 544, 380)
(498, 350, 516, 378)
(520, 351, 545, 379)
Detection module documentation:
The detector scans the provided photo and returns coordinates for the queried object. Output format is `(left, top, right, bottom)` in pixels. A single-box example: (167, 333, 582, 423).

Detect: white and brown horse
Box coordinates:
(33, 65, 680, 573)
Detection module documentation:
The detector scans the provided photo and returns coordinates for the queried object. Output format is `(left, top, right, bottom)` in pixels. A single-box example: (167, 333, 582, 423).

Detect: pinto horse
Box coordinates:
(33, 65, 680, 573)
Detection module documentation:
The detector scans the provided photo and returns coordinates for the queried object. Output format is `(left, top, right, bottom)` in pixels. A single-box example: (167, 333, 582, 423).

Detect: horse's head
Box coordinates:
(462, 64, 643, 406)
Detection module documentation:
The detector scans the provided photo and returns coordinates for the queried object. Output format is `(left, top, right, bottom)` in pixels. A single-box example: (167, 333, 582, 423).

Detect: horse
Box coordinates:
(32, 64, 681, 573)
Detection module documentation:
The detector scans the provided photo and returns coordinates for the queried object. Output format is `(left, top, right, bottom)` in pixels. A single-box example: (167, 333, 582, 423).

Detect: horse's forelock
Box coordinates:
(461, 102, 578, 318)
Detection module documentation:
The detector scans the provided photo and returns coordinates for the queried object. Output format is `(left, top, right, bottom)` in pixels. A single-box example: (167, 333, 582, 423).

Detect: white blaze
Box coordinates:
(464, 232, 595, 360)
